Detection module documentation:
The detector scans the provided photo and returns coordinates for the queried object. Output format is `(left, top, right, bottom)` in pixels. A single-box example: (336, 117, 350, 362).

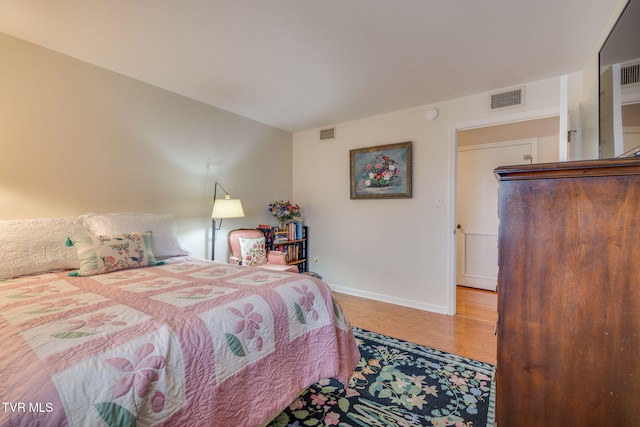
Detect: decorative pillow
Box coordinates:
(0, 216, 90, 280)
(238, 237, 267, 266)
(81, 213, 190, 259)
(68, 231, 163, 277)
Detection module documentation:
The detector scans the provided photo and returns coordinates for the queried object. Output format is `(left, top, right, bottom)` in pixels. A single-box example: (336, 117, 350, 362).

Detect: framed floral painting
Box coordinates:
(350, 141, 412, 199)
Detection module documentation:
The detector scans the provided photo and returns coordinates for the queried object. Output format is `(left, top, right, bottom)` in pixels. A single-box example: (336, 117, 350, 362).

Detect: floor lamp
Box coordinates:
(211, 180, 245, 261)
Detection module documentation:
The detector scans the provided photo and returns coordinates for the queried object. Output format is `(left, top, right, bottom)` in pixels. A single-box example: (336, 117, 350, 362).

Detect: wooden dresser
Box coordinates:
(494, 159, 640, 426)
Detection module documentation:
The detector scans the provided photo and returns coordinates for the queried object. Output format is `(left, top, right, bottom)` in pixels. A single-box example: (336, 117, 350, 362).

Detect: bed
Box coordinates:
(0, 213, 360, 427)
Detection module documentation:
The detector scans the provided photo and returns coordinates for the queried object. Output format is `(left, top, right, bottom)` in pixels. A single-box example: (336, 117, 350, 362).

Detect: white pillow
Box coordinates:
(0, 216, 91, 280)
(238, 237, 267, 266)
(81, 213, 191, 259)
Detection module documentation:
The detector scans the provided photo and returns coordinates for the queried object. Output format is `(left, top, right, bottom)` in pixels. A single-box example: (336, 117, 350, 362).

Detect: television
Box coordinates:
(599, 0, 640, 158)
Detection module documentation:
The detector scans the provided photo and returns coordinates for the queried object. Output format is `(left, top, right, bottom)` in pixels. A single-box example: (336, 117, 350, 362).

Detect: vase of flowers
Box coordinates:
(268, 200, 301, 230)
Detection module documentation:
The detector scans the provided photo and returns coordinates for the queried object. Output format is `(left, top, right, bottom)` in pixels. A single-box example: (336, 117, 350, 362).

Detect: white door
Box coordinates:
(456, 139, 536, 290)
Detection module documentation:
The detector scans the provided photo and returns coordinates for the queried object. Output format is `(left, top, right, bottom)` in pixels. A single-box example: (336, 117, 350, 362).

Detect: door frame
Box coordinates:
(447, 106, 561, 315)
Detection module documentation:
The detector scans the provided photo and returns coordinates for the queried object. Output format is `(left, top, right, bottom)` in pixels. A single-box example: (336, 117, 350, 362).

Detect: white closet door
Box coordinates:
(456, 139, 535, 290)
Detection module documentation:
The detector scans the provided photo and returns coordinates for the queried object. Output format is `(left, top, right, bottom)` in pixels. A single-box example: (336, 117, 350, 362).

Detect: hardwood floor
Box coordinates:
(334, 286, 497, 365)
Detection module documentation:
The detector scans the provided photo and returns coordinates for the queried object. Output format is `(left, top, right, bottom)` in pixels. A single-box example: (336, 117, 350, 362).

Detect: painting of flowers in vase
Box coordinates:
(350, 141, 412, 199)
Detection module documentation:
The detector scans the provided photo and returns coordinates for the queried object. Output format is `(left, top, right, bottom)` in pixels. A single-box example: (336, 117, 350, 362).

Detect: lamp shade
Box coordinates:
(211, 197, 245, 219)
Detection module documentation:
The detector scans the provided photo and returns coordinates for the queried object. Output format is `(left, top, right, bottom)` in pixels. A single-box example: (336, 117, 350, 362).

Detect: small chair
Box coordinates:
(228, 228, 298, 273)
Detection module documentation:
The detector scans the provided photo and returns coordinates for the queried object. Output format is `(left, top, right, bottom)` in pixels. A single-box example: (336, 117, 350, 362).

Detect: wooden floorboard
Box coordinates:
(334, 286, 497, 365)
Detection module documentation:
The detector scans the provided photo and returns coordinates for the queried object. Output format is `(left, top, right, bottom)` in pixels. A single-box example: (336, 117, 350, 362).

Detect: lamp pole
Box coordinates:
(211, 218, 217, 261)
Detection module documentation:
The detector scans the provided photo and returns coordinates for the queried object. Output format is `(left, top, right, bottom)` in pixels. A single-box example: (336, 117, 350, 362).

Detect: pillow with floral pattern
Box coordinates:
(68, 231, 163, 276)
(238, 237, 267, 266)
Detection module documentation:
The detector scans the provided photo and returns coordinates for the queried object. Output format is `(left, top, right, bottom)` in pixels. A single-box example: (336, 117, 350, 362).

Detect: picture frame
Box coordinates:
(350, 141, 412, 199)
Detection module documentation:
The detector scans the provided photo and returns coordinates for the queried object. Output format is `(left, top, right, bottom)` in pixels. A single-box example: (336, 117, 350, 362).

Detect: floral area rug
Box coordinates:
(268, 327, 495, 427)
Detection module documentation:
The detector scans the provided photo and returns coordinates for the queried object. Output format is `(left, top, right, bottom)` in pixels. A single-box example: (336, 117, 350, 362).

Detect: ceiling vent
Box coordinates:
(319, 127, 336, 141)
(489, 86, 525, 111)
(621, 62, 640, 86)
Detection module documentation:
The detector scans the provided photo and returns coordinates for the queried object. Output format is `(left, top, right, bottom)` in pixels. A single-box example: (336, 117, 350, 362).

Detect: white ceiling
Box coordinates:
(0, 0, 621, 133)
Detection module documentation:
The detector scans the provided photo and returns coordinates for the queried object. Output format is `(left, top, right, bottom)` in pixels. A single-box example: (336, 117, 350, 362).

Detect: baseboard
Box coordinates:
(327, 283, 450, 315)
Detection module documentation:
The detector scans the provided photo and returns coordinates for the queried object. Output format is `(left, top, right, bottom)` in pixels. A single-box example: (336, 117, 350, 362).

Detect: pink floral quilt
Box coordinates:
(0, 257, 359, 426)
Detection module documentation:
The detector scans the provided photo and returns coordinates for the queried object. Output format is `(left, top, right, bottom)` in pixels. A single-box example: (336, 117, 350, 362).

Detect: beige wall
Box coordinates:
(458, 117, 561, 163)
(293, 77, 563, 314)
(292, 0, 629, 314)
(0, 33, 293, 260)
(457, 117, 559, 146)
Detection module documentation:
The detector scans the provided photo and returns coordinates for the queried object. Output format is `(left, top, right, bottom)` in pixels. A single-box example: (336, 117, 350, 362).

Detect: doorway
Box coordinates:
(452, 116, 560, 307)
(456, 139, 536, 290)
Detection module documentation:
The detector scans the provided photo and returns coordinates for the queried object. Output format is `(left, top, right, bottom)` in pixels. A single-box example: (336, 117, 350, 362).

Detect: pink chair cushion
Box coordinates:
(259, 263, 299, 273)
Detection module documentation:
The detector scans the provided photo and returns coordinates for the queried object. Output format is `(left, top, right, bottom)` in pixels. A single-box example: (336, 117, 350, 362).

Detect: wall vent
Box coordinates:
(621, 63, 640, 86)
(319, 127, 336, 141)
(489, 86, 525, 111)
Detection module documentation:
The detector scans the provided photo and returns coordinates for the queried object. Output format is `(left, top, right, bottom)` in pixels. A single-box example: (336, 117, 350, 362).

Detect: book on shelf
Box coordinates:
(287, 223, 295, 241)
(272, 221, 305, 243)
(279, 244, 301, 262)
(295, 220, 303, 240)
(273, 231, 289, 244)
(290, 218, 304, 240)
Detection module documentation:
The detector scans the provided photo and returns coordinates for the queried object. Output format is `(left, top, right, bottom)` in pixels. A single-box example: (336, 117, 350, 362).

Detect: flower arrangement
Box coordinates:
(268, 200, 301, 227)
(360, 154, 401, 187)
